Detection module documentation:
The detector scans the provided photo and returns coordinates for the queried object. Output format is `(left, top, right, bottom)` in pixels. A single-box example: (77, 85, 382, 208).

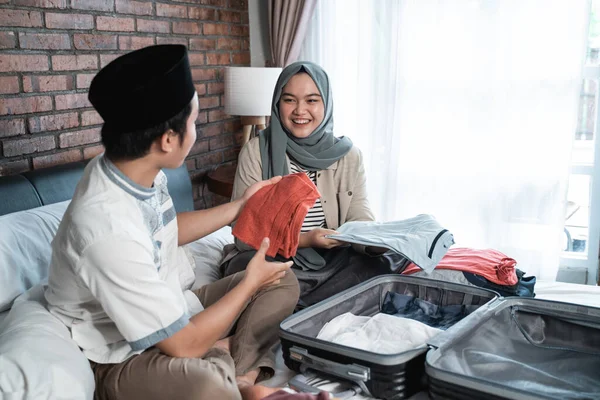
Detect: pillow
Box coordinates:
(0, 201, 69, 312)
(186, 226, 235, 290)
(0, 284, 95, 399)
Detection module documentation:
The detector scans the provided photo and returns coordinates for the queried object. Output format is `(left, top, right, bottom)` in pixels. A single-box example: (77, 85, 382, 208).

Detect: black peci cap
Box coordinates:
(88, 44, 195, 134)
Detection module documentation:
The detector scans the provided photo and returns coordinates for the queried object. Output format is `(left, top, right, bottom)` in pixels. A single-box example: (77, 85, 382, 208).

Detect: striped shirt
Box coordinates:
(290, 160, 326, 232)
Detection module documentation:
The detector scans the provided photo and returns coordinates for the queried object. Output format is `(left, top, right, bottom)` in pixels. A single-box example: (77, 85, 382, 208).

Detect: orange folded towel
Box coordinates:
(233, 172, 321, 258)
(402, 248, 518, 286)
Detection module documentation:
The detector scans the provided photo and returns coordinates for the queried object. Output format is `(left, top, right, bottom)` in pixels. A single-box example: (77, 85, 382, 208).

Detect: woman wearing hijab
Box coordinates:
(222, 61, 393, 308)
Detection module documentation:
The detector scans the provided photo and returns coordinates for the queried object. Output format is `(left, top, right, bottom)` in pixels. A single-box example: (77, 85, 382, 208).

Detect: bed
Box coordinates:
(0, 159, 598, 400)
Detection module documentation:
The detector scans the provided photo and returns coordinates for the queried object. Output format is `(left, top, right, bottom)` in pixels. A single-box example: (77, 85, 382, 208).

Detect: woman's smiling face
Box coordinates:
(278, 72, 325, 139)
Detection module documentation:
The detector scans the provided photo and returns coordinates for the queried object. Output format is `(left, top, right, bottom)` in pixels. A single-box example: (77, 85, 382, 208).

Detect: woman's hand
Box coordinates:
(241, 176, 282, 203)
(299, 228, 345, 249)
(242, 238, 293, 292)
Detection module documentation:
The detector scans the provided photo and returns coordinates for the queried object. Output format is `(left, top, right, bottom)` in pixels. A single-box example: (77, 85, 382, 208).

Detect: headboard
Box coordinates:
(0, 159, 195, 216)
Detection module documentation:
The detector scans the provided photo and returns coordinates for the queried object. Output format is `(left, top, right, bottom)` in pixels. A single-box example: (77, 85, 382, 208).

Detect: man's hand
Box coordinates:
(299, 228, 345, 249)
(241, 176, 282, 203)
(242, 238, 293, 292)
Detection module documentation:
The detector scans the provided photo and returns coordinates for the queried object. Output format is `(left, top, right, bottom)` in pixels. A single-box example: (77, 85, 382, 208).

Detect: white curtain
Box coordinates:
(300, 0, 590, 281)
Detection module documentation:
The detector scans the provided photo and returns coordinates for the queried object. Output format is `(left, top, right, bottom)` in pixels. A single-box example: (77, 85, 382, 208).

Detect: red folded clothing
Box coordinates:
(233, 173, 321, 258)
(402, 247, 518, 286)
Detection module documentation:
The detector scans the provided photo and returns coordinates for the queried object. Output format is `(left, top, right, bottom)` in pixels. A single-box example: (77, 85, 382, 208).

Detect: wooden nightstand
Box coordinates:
(205, 164, 236, 199)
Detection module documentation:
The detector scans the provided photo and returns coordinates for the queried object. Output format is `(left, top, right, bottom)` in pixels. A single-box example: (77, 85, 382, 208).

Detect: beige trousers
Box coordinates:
(91, 271, 299, 400)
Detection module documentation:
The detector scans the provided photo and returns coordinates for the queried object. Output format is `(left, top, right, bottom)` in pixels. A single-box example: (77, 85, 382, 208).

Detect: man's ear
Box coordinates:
(158, 129, 177, 153)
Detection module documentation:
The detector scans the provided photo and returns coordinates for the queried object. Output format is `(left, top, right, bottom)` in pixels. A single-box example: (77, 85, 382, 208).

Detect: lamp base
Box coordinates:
(240, 116, 267, 145)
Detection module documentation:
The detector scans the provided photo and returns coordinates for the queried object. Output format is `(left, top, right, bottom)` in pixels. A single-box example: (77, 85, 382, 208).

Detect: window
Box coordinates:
(561, 0, 600, 284)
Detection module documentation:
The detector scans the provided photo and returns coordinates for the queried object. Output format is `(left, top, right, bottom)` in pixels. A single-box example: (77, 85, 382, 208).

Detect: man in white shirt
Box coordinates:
(45, 44, 299, 400)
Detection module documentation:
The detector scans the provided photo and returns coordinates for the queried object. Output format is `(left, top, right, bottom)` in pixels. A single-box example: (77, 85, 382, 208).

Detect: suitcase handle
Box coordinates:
(289, 346, 372, 395)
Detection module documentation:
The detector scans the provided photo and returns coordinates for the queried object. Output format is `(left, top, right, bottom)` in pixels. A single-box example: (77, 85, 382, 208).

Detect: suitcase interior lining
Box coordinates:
(427, 302, 600, 399)
(287, 280, 495, 338)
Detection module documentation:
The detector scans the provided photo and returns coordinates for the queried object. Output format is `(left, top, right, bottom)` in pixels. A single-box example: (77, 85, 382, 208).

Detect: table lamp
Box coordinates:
(224, 66, 282, 145)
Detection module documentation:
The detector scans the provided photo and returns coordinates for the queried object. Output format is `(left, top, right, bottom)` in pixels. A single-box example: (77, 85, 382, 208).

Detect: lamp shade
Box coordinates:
(224, 67, 282, 116)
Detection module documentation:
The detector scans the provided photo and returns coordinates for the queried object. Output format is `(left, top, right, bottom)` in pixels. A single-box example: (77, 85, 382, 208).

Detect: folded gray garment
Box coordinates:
(329, 214, 454, 273)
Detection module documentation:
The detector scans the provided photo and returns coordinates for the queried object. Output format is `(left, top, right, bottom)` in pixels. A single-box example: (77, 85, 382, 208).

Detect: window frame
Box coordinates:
(560, 65, 600, 285)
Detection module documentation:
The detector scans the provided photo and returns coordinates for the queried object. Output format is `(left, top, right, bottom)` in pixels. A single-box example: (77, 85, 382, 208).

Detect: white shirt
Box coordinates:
(45, 155, 202, 364)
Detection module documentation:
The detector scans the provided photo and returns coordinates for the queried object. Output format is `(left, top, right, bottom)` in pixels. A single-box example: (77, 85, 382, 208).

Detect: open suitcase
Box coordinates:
(279, 275, 600, 400)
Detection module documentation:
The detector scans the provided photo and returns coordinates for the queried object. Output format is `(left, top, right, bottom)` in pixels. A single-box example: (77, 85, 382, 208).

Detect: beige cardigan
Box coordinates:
(225, 136, 375, 259)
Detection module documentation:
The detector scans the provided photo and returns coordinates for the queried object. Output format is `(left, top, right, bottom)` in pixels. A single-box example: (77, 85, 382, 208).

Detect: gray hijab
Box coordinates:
(259, 61, 353, 180)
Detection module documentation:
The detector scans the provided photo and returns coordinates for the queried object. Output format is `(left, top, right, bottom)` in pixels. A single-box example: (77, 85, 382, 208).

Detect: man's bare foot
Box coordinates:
(238, 384, 280, 400)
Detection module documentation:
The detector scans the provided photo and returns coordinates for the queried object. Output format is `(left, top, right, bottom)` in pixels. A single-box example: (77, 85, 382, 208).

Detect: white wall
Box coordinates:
(248, 0, 270, 67)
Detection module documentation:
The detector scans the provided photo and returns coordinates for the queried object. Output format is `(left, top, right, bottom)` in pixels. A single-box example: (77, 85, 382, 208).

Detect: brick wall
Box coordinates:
(0, 0, 250, 209)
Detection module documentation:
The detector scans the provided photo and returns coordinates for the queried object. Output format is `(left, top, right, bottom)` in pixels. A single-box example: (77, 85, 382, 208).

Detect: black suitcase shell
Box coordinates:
(279, 275, 499, 399)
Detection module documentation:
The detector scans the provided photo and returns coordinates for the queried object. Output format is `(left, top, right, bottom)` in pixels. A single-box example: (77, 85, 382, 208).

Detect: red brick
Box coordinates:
(157, 3, 187, 18)
(0, 118, 26, 137)
(119, 36, 154, 50)
(240, 11, 249, 25)
(197, 151, 223, 167)
(58, 127, 101, 148)
(208, 109, 228, 122)
(14, 0, 67, 7)
(82, 110, 103, 126)
(190, 38, 216, 51)
(33, 149, 82, 169)
(191, 68, 217, 81)
(29, 112, 79, 133)
(76, 73, 95, 89)
(223, 119, 241, 133)
(20, 33, 71, 50)
(97, 16, 135, 32)
(223, 147, 239, 162)
(209, 134, 233, 150)
(202, 23, 228, 36)
(100, 53, 121, 67)
(200, 0, 227, 6)
(55, 93, 91, 110)
(194, 83, 207, 96)
(0, 9, 42, 27)
(229, 0, 247, 9)
(0, 55, 48, 73)
(185, 158, 195, 172)
(0, 76, 19, 94)
(156, 37, 188, 46)
(116, 0, 152, 15)
(196, 111, 208, 124)
(173, 21, 200, 35)
(23, 75, 74, 92)
(232, 52, 250, 65)
(137, 19, 170, 33)
(207, 53, 230, 65)
(72, 0, 113, 12)
(230, 25, 249, 37)
(52, 55, 97, 71)
(0, 96, 52, 116)
(199, 96, 219, 109)
(207, 82, 224, 95)
(189, 53, 205, 66)
(0, 32, 16, 49)
(189, 139, 208, 155)
(201, 123, 222, 137)
(219, 10, 240, 23)
(4, 136, 55, 157)
(217, 37, 240, 51)
(83, 144, 104, 159)
(0, 159, 29, 176)
(46, 12, 93, 29)
(241, 38, 249, 50)
(74, 34, 118, 50)
(188, 7, 216, 20)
